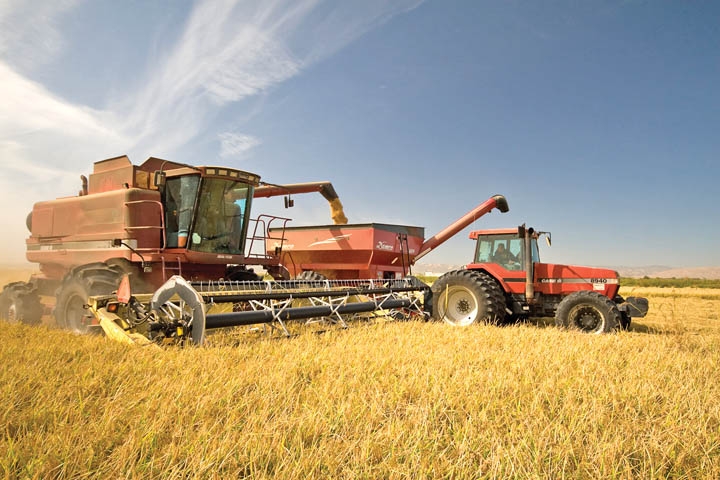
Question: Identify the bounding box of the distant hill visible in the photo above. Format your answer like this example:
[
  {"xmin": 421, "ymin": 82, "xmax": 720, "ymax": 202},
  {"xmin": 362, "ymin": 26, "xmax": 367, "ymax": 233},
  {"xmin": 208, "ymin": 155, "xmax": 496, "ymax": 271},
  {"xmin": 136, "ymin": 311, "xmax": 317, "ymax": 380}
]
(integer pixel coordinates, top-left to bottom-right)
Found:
[{"xmin": 415, "ymin": 263, "xmax": 720, "ymax": 280}]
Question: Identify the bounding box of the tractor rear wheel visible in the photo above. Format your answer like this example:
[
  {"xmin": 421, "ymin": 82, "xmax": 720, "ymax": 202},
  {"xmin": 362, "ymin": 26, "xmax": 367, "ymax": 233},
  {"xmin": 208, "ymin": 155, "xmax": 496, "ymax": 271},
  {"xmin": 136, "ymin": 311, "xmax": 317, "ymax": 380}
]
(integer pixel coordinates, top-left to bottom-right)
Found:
[
  {"xmin": 555, "ymin": 290, "xmax": 620, "ymax": 334},
  {"xmin": 431, "ymin": 270, "xmax": 506, "ymax": 326},
  {"xmin": 0, "ymin": 282, "xmax": 43, "ymax": 325},
  {"xmin": 55, "ymin": 263, "xmax": 124, "ymax": 333}
]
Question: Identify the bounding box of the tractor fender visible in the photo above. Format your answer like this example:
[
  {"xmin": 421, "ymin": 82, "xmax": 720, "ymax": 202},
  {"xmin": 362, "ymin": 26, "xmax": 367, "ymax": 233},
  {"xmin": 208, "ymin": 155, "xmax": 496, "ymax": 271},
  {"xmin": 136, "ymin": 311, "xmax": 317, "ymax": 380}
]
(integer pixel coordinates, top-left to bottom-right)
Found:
[
  {"xmin": 150, "ymin": 275, "xmax": 206, "ymax": 345},
  {"xmin": 466, "ymin": 267, "xmax": 510, "ymax": 293}
]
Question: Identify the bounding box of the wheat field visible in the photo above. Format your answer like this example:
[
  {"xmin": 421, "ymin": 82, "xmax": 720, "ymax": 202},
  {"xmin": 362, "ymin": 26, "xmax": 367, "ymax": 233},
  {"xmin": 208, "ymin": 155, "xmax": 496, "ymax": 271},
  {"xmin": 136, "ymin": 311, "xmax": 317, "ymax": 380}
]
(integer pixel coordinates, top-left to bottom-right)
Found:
[{"xmin": 1, "ymin": 268, "xmax": 719, "ymax": 478}]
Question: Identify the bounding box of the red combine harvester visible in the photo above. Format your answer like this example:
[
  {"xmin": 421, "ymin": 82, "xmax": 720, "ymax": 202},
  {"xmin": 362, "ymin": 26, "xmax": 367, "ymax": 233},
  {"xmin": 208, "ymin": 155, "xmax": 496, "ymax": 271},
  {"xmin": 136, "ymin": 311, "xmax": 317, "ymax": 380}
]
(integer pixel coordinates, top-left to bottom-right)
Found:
[
  {"xmin": 431, "ymin": 226, "xmax": 649, "ymax": 333},
  {"xmin": 0, "ymin": 155, "xmax": 436, "ymax": 343}
]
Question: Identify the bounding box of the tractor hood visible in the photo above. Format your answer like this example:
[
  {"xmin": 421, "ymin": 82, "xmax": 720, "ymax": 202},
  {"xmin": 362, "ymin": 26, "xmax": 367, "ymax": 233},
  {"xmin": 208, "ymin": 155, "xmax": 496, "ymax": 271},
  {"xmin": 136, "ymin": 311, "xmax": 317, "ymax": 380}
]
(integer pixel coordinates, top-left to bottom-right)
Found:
[{"xmin": 534, "ymin": 263, "xmax": 620, "ymax": 299}]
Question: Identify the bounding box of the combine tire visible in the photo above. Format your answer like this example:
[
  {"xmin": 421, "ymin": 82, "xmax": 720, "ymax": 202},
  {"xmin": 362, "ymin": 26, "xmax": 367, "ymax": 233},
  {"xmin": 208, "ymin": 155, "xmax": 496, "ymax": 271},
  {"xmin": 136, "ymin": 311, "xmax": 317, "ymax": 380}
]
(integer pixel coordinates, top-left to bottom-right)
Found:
[
  {"xmin": 55, "ymin": 263, "xmax": 124, "ymax": 333},
  {"xmin": 431, "ymin": 270, "xmax": 506, "ymax": 326},
  {"xmin": 0, "ymin": 282, "xmax": 43, "ymax": 325},
  {"xmin": 555, "ymin": 290, "xmax": 620, "ymax": 334}
]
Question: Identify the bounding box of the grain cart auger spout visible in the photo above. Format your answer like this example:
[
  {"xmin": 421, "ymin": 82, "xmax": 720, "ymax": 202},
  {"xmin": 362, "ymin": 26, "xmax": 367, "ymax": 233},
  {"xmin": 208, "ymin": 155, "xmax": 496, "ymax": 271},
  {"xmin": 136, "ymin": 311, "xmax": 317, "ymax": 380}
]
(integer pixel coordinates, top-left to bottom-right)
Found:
[{"xmin": 88, "ymin": 275, "xmax": 428, "ymax": 346}]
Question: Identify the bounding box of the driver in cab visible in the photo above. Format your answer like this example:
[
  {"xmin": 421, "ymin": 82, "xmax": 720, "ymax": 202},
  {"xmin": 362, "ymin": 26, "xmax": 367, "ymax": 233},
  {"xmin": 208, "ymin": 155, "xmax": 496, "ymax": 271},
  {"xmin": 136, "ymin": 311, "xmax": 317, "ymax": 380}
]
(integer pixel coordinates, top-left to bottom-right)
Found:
[{"xmin": 491, "ymin": 243, "xmax": 517, "ymax": 266}]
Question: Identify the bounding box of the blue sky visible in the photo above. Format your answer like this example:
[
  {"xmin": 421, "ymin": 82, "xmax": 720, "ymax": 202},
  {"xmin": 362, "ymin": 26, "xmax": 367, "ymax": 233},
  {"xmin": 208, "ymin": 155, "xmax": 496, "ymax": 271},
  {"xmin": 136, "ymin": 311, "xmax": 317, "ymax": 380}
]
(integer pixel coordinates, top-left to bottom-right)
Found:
[{"xmin": 1, "ymin": 0, "xmax": 718, "ymax": 268}]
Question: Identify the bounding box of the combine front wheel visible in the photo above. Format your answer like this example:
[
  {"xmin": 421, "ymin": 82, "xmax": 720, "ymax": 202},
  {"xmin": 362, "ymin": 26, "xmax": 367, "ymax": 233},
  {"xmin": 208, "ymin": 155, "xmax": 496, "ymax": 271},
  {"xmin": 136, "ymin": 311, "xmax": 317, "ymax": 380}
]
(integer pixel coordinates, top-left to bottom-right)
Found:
[
  {"xmin": 555, "ymin": 291, "xmax": 620, "ymax": 334},
  {"xmin": 431, "ymin": 270, "xmax": 506, "ymax": 326},
  {"xmin": 55, "ymin": 264, "xmax": 123, "ymax": 333}
]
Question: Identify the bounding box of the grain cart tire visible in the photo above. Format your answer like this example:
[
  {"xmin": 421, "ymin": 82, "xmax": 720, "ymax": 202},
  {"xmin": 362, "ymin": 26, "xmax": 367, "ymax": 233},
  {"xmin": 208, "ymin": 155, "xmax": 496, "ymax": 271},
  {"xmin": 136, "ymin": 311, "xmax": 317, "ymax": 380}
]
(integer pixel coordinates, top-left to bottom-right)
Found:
[
  {"xmin": 226, "ymin": 265, "xmax": 262, "ymax": 282},
  {"xmin": 555, "ymin": 290, "xmax": 620, "ymax": 334},
  {"xmin": 0, "ymin": 282, "xmax": 43, "ymax": 325},
  {"xmin": 296, "ymin": 270, "xmax": 328, "ymax": 282},
  {"xmin": 432, "ymin": 270, "xmax": 506, "ymax": 326},
  {"xmin": 56, "ymin": 263, "xmax": 124, "ymax": 333}
]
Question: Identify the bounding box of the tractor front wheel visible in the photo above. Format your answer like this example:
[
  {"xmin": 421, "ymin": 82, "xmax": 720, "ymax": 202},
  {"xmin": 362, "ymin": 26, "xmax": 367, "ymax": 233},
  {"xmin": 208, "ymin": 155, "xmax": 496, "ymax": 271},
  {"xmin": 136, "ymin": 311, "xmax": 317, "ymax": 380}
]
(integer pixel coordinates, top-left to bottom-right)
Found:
[
  {"xmin": 555, "ymin": 290, "xmax": 620, "ymax": 334},
  {"xmin": 431, "ymin": 270, "xmax": 506, "ymax": 326}
]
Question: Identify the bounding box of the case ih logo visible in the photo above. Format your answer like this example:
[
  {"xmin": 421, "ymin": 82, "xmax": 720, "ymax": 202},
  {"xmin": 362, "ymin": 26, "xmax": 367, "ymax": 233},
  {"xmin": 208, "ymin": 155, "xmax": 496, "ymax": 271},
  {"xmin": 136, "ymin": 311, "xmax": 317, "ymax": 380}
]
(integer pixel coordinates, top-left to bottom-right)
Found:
[{"xmin": 376, "ymin": 241, "xmax": 394, "ymax": 251}]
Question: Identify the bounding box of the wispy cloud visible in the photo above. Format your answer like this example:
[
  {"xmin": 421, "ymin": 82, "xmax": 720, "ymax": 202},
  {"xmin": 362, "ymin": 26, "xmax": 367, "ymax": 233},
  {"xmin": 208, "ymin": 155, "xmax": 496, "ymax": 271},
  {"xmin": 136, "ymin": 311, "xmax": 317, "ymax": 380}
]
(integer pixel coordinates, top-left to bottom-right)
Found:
[
  {"xmin": 218, "ymin": 132, "xmax": 261, "ymax": 158},
  {"xmin": 0, "ymin": 0, "xmax": 82, "ymax": 72},
  {"xmin": 0, "ymin": 0, "xmax": 424, "ymax": 260}
]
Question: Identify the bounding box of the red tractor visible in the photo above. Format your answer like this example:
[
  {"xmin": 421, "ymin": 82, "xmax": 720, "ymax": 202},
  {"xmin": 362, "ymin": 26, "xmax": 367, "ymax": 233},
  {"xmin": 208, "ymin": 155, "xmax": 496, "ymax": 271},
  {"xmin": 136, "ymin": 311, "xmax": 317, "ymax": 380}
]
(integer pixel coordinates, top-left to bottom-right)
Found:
[{"xmin": 431, "ymin": 226, "xmax": 649, "ymax": 333}]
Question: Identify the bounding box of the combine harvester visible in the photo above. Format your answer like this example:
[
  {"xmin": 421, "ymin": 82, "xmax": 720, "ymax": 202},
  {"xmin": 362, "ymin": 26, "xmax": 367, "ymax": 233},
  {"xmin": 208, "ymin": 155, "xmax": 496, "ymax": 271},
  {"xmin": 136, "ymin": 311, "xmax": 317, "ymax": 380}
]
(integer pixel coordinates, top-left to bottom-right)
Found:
[{"xmin": 0, "ymin": 155, "xmax": 509, "ymax": 345}]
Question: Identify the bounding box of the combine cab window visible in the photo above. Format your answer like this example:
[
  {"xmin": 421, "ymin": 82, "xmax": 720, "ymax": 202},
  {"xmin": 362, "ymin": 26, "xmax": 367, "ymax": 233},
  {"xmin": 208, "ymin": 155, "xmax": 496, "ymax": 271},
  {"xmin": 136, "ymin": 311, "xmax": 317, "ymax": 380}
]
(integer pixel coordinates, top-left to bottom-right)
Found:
[
  {"xmin": 190, "ymin": 178, "xmax": 253, "ymax": 255},
  {"xmin": 164, "ymin": 175, "xmax": 201, "ymax": 248},
  {"xmin": 474, "ymin": 234, "xmax": 524, "ymax": 270}
]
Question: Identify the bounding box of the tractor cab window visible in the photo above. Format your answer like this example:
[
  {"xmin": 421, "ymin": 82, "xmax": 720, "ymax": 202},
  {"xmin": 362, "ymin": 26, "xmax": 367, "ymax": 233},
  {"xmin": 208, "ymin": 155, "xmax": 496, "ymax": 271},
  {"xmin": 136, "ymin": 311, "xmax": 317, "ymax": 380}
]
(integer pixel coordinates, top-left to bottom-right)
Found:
[
  {"xmin": 189, "ymin": 178, "xmax": 253, "ymax": 255},
  {"xmin": 475, "ymin": 234, "xmax": 524, "ymax": 270}
]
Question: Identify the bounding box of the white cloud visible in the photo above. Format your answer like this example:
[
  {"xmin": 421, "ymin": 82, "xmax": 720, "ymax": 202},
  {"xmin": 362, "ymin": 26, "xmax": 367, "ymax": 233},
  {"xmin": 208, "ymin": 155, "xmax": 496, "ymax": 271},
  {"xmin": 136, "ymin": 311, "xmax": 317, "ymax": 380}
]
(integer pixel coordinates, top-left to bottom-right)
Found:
[
  {"xmin": 0, "ymin": 0, "xmax": 425, "ymax": 260},
  {"xmin": 219, "ymin": 132, "xmax": 261, "ymax": 158},
  {"xmin": 0, "ymin": 0, "xmax": 82, "ymax": 72}
]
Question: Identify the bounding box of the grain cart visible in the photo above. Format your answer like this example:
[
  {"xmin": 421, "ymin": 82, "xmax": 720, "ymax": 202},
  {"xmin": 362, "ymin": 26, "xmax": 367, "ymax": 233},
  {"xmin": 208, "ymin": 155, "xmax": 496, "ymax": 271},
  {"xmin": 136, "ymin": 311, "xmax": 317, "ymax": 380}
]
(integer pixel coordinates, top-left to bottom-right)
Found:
[
  {"xmin": 0, "ymin": 155, "xmax": 425, "ymax": 340},
  {"xmin": 266, "ymin": 195, "xmax": 510, "ymax": 280},
  {"xmin": 432, "ymin": 226, "xmax": 649, "ymax": 333}
]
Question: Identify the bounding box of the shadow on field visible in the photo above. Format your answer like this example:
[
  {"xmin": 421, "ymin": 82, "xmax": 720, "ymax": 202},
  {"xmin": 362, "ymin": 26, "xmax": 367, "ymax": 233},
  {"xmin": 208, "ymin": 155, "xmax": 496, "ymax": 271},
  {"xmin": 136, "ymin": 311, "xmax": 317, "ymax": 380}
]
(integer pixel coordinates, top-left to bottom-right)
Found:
[{"xmin": 510, "ymin": 317, "xmax": 666, "ymax": 335}]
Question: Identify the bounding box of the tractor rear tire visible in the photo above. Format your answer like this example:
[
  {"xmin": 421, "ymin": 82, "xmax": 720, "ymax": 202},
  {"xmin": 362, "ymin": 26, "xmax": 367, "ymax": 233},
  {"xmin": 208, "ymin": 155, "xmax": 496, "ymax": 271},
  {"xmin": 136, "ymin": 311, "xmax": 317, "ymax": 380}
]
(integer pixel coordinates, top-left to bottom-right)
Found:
[
  {"xmin": 0, "ymin": 282, "xmax": 43, "ymax": 325},
  {"xmin": 431, "ymin": 270, "xmax": 506, "ymax": 326},
  {"xmin": 55, "ymin": 263, "xmax": 124, "ymax": 333},
  {"xmin": 555, "ymin": 290, "xmax": 620, "ymax": 334}
]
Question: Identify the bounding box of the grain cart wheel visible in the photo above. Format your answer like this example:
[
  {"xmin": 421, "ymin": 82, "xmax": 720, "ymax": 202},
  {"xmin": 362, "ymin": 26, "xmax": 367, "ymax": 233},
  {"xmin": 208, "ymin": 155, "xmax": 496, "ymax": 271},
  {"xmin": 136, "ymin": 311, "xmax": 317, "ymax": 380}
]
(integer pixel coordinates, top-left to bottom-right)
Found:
[
  {"xmin": 555, "ymin": 290, "xmax": 620, "ymax": 334},
  {"xmin": 296, "ymin": 270, "xmax": 328, "ymax": 283},
  {"xmin": 431, "ymin": 270, "xmax": 506, "ymax": 326},
  {"xmin": 0, "ymin": 282, "xmax": 43, "ymax": 325},
  {"xmin": 56, "ymin": 263, "xmax": 123, "ymax": 333}
]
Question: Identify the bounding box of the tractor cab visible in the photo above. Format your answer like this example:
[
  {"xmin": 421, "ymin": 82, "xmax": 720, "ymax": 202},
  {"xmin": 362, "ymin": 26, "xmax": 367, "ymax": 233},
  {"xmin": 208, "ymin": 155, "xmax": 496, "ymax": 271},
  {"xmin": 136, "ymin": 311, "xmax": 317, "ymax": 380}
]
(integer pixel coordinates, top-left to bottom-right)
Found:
[{"xmin": 471, "ymin": 227, "xmax": 541, "ymax": 271}]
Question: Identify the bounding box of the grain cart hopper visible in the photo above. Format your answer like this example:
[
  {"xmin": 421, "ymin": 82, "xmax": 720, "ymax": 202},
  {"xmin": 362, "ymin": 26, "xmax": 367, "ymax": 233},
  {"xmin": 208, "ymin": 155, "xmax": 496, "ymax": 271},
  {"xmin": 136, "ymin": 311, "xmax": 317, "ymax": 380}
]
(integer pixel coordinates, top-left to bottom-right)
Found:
[
  {"xmin": 431, "ymin": 225, "xmax": 649, "ymax": 333},
  {"xmin": 266, "ymin": 195, "xmax": 510, "ymax": 280},
  {"xmin": 0, "ymin": 155, "xmax": 426, "ymax": 338}
]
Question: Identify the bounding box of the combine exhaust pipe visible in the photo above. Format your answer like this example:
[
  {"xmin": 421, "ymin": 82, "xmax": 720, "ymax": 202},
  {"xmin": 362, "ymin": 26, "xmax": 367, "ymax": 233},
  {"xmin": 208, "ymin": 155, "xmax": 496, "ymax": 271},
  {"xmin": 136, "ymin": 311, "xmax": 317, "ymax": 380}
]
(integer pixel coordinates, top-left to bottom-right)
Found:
[{"xmin": 414, "ymin": 194, "xmax": 509, "ymax": 263}]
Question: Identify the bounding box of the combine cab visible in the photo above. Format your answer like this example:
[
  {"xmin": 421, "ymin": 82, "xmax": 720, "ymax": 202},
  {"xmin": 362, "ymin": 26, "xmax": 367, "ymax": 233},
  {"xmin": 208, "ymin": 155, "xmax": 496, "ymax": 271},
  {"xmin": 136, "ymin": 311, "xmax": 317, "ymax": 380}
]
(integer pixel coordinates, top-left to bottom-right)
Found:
[{"xmin": 432, "ymin": 226, "xmax": 649, "ymax": 333}]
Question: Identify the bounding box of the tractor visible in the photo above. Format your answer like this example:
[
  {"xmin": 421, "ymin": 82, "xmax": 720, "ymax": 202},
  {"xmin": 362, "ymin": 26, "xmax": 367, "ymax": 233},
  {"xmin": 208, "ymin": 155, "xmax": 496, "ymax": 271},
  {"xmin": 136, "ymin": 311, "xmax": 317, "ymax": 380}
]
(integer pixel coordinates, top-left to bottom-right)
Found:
[{"xmin": 431, "ymin": 226, "xmax": 649, "ymax": 333}]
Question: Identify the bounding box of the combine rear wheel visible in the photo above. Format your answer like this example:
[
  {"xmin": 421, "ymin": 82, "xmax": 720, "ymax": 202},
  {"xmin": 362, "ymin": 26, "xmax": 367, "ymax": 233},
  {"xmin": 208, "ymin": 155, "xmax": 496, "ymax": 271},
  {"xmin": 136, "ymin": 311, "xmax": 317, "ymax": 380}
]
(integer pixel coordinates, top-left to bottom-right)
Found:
[
  {"xmin": 431, "ymin": 270, "xmax": 506, "ymax": 326},
  {"xmin": 55, "ymin": 263, "xmax": 124, "ymax": 333},
  {"xmin": 555, "ymin": 290, "xmax": 620, "ymax": 334},
  {"xmin": 0, "ymin": 282, "xmax": 43, "ymax": 325}
]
